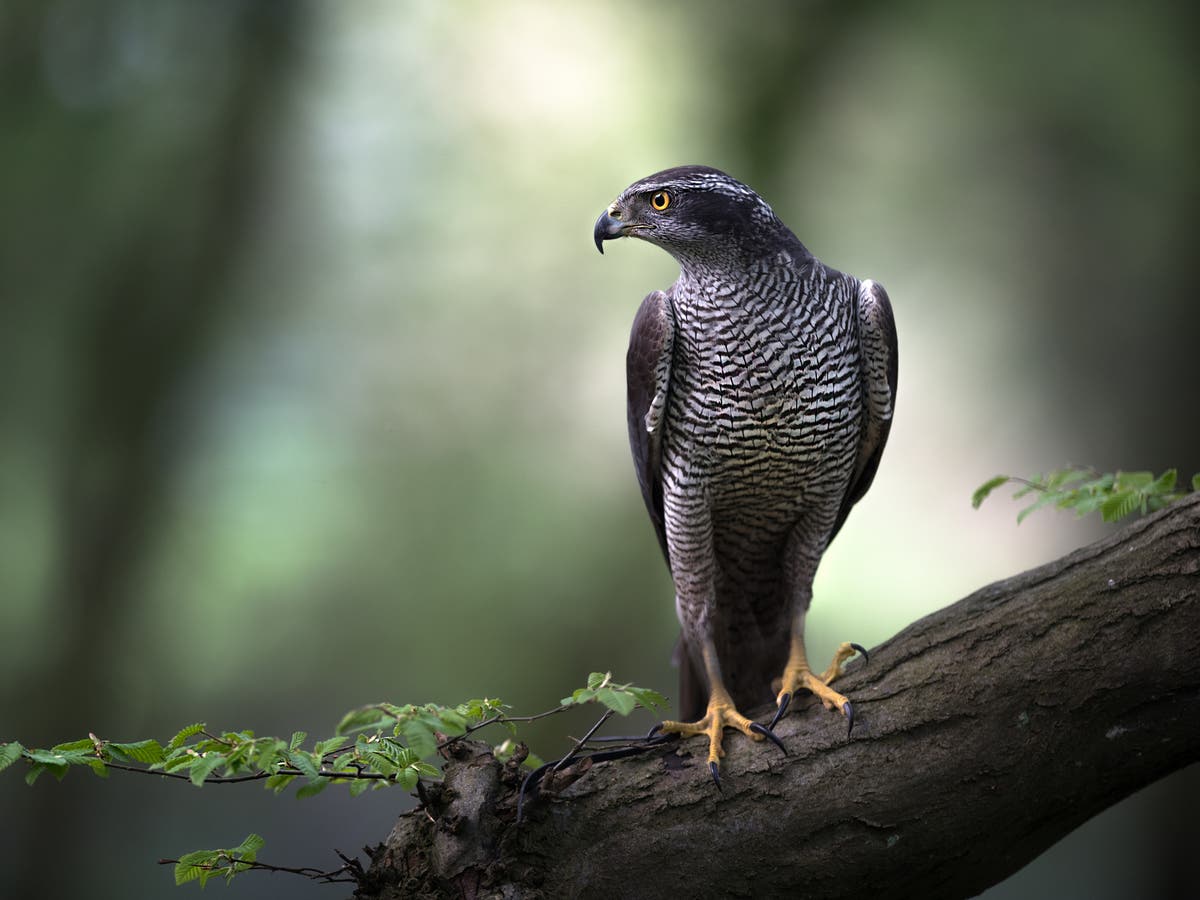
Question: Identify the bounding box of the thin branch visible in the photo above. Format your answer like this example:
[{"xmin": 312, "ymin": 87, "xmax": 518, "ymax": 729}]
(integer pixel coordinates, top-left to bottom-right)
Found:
[{"xmin": 157, "ymin": 856, "xmax": 358, "ymax": 884}]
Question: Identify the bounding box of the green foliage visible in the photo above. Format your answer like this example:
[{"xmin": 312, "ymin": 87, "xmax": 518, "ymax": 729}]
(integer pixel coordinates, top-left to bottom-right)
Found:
[
  {"xmin": 973, "ymin": 465, "xmax": 1197, "ymax": 524},
  {"xmin": 3, "ymin": 675, "xmax": 662, "ymax": 800},
  {"xmin": 1, "ymin": 672, "xmax": 667, "ymax": 888},
  {"xmin": 561, "ymin": 671, "xmax": 669, "ymax": 716},
  {"xmin": 174, "ymin": 833, "xmax": 265, "ymax": 887}
]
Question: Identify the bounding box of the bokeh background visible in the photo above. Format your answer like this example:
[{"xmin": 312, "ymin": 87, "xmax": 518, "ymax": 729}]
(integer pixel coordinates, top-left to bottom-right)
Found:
[{"xmin": 2, "ymin": 1, "xmax": 1197, "ymax": 897}]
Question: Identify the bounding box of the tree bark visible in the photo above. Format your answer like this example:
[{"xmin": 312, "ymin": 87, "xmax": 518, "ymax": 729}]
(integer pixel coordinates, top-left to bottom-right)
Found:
[{"xmin": 358, "ymin": 495, "xmax": 1200, "ymax": 899}]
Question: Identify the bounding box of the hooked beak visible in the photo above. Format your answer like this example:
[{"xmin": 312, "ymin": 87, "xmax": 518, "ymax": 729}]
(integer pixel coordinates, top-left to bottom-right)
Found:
[{"xmin": 594, "ymin": 203, "xmax": 649, "ymax": 254}]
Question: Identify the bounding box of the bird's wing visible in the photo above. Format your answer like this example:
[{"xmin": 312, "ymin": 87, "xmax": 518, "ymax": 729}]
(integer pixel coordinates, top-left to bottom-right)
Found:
[
  {"xmin": 830, "ymin": 278, "xmax": 898, "ymax": 541},
  {"xmin": 626, "ymin": 288, "xmax": 675, "ymax": 564}
]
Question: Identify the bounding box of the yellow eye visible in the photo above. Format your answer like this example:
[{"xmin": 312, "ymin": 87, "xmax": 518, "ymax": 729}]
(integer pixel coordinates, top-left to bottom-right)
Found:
[{"xmin": 651, "ymin": 190, "xmax": 670, "ymax": 211}]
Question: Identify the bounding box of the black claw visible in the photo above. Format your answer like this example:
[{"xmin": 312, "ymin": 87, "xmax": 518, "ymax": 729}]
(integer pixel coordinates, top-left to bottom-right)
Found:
[
  {"xmin": 843, "ymin": 701, "xmax": 855, "ymax": 737},
  {"xmin": 709, "ymin": 761, "xmax": 722, "ymax": 791},
  {"xmin": 750, "ymin": 722, "xmax": 788, "ymax": 756},
  {"xmin": 647, "ymin": 723, "xmax": 663, "ymax": 738},
  {"xmin": 769, "ymin": 693, "xmax": 792, "ymax": 731},
  {"xmin": 850, "ymin": 642, "xmax": 870, "ymax": 666}
]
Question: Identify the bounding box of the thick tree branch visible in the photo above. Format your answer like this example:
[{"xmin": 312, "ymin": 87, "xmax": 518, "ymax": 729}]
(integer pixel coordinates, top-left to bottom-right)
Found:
[{"xmin": 360, "ymin": 495, "xmax": 1200, "ymax": 899}]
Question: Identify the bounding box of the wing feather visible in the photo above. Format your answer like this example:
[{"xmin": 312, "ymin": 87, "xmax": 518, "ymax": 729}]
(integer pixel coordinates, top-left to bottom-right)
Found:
[
  {"xmin": 626, "ymin": 289, "xmax": 675, "ymax": 563},
  {"xmin": 830, "ymin": 279, "xmax": 898, "ymax": 541}
]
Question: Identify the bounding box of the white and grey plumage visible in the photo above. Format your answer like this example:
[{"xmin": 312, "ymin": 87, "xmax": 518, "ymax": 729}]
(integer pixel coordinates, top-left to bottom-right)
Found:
[{"xmin": 595, "ymin": 165, "xmax": 897, "ymax": 780}]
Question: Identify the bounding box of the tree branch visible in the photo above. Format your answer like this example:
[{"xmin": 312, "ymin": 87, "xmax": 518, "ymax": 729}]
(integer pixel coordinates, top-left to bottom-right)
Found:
[{"xmin": 359, "ymin": 495, "xmax": 1200, "ymax": 899}]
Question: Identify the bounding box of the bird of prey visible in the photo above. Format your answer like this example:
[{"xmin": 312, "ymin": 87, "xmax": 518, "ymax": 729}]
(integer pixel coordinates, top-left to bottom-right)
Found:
[{"xmin": 594, "ymin": 166, "xmax": 897, "ymax": 784}]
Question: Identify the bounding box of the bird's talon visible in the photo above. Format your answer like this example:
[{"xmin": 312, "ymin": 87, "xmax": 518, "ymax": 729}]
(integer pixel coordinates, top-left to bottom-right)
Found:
[
  {"xmin": 647, "ymin": 723, "xmax": 663, "ymax": 738},
  {"xmin": 749, "ymin": 722, "xmax": 788, "ymax": 755},
  {"xmin": 843, "ymin": 701, "xmax": 855, "ymax": 737},
  {"xmin": 769, "ymin": 692, "xmax": 792, "ymax": 731},
  {"xmin": 850, "ymin": 642, "xmax": 870, "ymax": 665},
  {"xmin": 709, "ymin": 761, "xmax": 722, "ymax": 791}
]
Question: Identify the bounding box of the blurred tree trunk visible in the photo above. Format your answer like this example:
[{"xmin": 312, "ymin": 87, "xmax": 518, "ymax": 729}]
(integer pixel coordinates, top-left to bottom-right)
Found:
[
  {"xmin": 0, "ymin": 2, "xmax": 304, "ymax": 895},
  {"xmin": 359, "ymin": 495, "xmax": 1200, "ymax": 899}
]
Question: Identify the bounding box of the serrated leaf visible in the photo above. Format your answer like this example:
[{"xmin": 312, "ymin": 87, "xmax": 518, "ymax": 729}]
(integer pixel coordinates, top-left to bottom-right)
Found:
[
  {"xmin": 629, "ymin": 687, "xmax": 669, "ymax": 713},
  {"xmin": 289, "ymin": 731, "xmax": 307, "ymax": 751},
  {"xmin": 336, "ymin": 707, "xmax": 392, "ymax": 736},
  {"xmin": 167, "ymin": 723, "xmax": 206, "ymax": 751},
  {"xmin": 1148, "ymin": 469, "xmax": 1177, "ymax": 494},
  {"xmin": 401, "ymin": 721, "xmax": 437, "ymax": 760},
  {"xmin": 174, "ymin": 850, "xmax": 219, "ymax": 886},
  {"xmin": 1046, "ymin": 469, "xmax": 1089, "ymax": 490},
  {"xmin": 264, "ymin": 773, "xmax": 296, "ymax": 794},
  {"xmin": 234, "ymin": 833, "xmax": 265, "ymax": 856},
  {"xmin": 0, "ymin": 742, "xmax": 24, "ymax": 773},
  {"xmin": 397, "ymin": 766, "xmax": 419, "ymax": 791},
  {"xmin": 162, "ymin": 753, "xmax": 196, "ymax": 772},
  {"xmin": 108, "ymin": 739, "xmax": 164, "ymax": 765},
  {"xmin": 314, "ymin": 736, "xmax": 349, "ymax": 758},
  {"xmin": 51, "ymin": 738, "xmax": 95, "ymax": 754},
  {"xmin": 971, "ymin": 476, "xmax": 1011, "ymax": 509},
  {"xmin": 1016, "ymin": 492, "xmax": 1059, "ymax": 524},
  {"xmin": 1115, "ymin": 470, "xmax": 1154, "ymax": 490},
  {"xmin": 287, "ymin": 750, "xmax": 322, "ymax": 782},
  {"xmin": 189, "ymin": 753, "xmax": 225, "ymax": 786},
  {"xmin": 27, "ymin": 750, "xmax": 69, "ymax": 767},
  {"xmin": 435, "ymin": 708, "xmax": 469, "ymax": 735},
  {"xmin": 295, "ymin": 777, "xmax": 330, "ymax": 799},
  {"xmin": 596, "ymin": 687, "xmax": 637, "ymax": 716},
  {"xmin": 349, "ymin": 777, "xmax": 373, "ymax": 797},
  {"xmin": 1101, "ymin": 490, "xmax": 1141, "ymax": 522},
  {"xmin": 255, "ymin": 739, "xmax": 288, "ymax": 772}
]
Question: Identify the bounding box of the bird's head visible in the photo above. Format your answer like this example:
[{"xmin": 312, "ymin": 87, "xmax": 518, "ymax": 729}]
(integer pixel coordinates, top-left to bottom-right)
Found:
[{"xmin": 593, "ymin": 165, "xmax": 800, "ymax": 266}]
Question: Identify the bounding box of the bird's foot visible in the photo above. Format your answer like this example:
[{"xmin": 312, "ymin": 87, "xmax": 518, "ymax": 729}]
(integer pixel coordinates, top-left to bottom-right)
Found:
[
  {"xmin": 658, "ymin": 699, "xmax": 785, "ymax": 789},
  {"xmin": 819, "ymin": 641, "xmax": 869, "ymax": 684},
  {"xmin": 770, "ymin": 642, "xmax": 867, "ymax": 735}
]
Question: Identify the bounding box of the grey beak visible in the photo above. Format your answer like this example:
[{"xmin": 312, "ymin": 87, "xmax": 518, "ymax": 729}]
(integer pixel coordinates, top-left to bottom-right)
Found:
[{"xmin": 593, "ymin": 210, "xmax": 625, "ymax": 254}]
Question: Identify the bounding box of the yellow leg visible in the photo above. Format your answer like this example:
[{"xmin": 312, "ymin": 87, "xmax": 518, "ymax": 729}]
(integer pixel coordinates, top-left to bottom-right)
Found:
[
  {"xmin": 658, "ymin": 640, "xmax": 785, "ymax": 786},
  {"xmin": 772, "ymin": 637, "xmax": 867, "ymax": 734}
]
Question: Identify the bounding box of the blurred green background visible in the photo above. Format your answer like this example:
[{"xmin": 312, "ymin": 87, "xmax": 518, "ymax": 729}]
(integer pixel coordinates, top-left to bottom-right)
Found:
[{"xmin": 2, "ymin": 1, "xmax": 1197, "ymax": 897}]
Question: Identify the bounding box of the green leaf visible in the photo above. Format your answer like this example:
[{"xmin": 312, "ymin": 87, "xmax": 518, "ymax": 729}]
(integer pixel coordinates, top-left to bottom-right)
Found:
[
  {"xmin": 287, "ymin": 750, "xmax": 322, "ymax": 782},
  {"xmin": 349, "ymin": 777, "xmax": 373, "ymax": 797},
  {"xmin": 1101, "ymin": 490, "xmax": 1141, "ymax": 523},
  {"xmin": 167, "ymin": 723, "xmax": 206, "ymax": 751},
  {"xmin": 25, "ymin": 763, "xmax": 49, "ymax": 786},
  {"xmin": 629, "ymin": 687, "xmax": 669, "ymax": 713},
  {"xmin": 295, "ymin": 776, "xmax": 331, "ymax": 799},
  {"xmin": 401, "ymin": 721, "xmax": 437, "ymax": 760},
  {"xmin": 397, "ymin": 766, "xmax": 419, "ymax": 791},
  {"xmin": 1114, "ymin": 470, "xmax": 1154, "ymax": 491},
  {"xmin": 174, "ymin": 849, "xmax": 220, "ymax": 886},
  {"xmin": 595, "ymin": 687, "xmax": 637, "ymax": 716},
  {"xmin": 289, "ymin": 731, "xmax": 307, "ymax": 751},
  {"xmin": 1192, "ymin": 473, "xmax": 1200, "ymax": 493},
  {"xmin": 108, "ymin": 739, "xmax": 164, "ymax": 765},
  {"xmin": 314, "ymin": 736, "xmax": 349, "ymax": 758},
  {"xmin": 0, "ymin": 742, "xmax": 24, "ymax": 773},
  {"xmin": 1148, "ymin": 468, "xmax": 1177, "ymax": 494},
  {"xmin": 233, "ymin": 833, "xmax": 265, "ymax": 856},
  {"xmin": 51, "ymin": 738, "xmax": 95, "ymax": 754},
  {"xmin": 27, "ymin": 749, "xmax": 69, "ymax": 767},
  {"xmin": 336, "ymin": 707, "xmax": 393, "ymax": 736},
  {"xmin": 189, "ymin": 753, "xmax": 226, "ymax": 786},
  {"xmin": 587, "ymin": 672, "xmax": 609, "ymax": 690},
  {"xmin": 1016, "ymin": 492, "xmax": 1059, "ymax": 524},
  {"xmin": 971, "ymin": 475, "xmax": 1011, "ymax": 509},
  {"xmin": 264, "ymin": 773, "xmax": 296, "ymax": 794}
]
